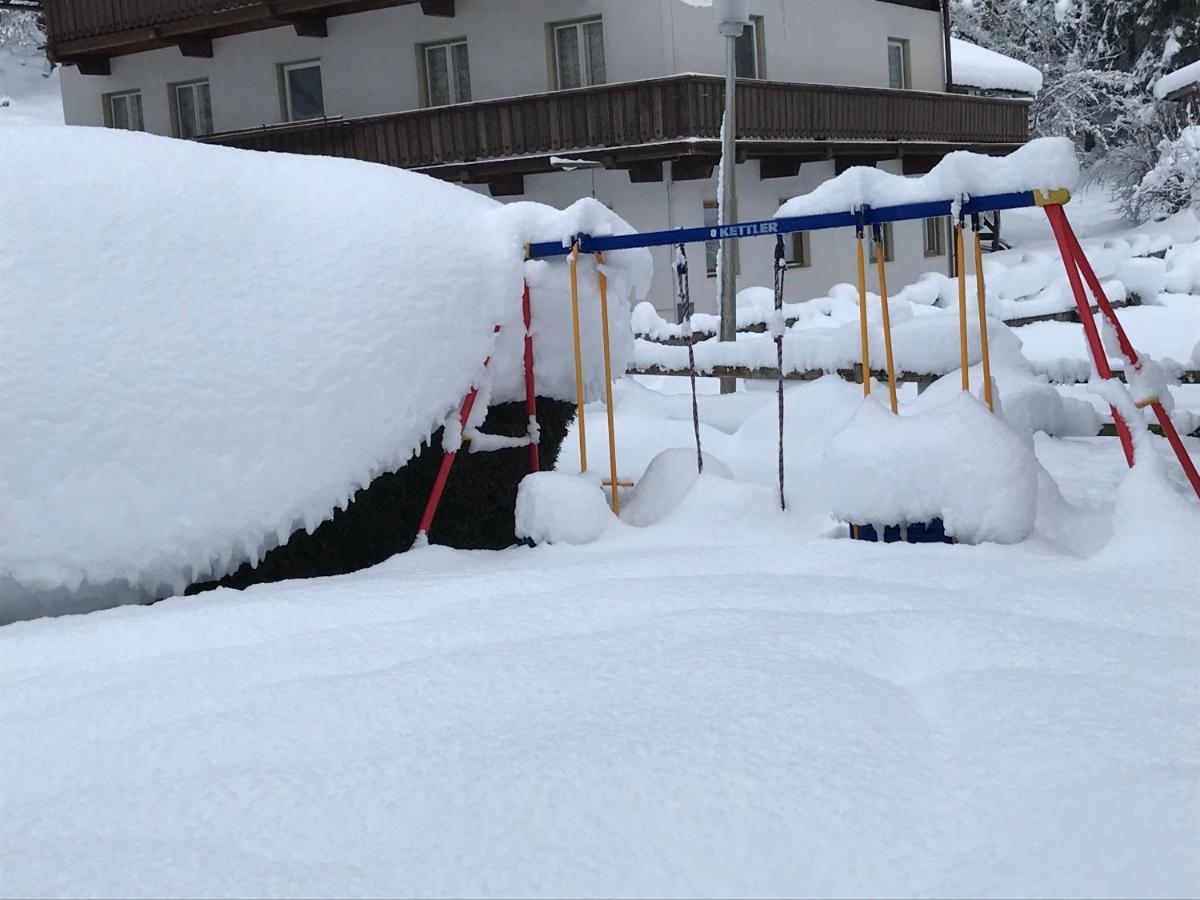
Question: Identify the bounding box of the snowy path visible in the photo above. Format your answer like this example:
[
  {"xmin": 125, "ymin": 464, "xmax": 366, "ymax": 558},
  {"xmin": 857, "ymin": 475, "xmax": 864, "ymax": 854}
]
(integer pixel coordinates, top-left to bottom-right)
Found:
[{"xmin": 2, "ymin": 455, "xmax": 1197, "ymax": 898}]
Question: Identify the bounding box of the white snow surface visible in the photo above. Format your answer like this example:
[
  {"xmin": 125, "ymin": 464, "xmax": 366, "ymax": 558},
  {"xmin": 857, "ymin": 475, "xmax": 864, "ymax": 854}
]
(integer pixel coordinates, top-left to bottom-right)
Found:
[
  {"xmin": 776, "ymin": 138, "xmax": 1079, "ymax": 218},
  {"xmin": 950, "ymin": 38, "xmax": 1044, "ymax": 95},
  {"xmin": 824, "ymin": 393, "xmax": 1039, "ymax": 544},
  {"xmin": 1154, "ymin": 58, "xmax": 1200, "ymax": 99},
  {"xmin": 619, "ymin": 447, "xmax": 733, "ymax": 527},
  {"xmin": 0, "ymin": 127, "xmax": 649, "ymax": 610},
  {"xmin": 514, "ymin": 471, "xmax": 614, "ymax": 545}
]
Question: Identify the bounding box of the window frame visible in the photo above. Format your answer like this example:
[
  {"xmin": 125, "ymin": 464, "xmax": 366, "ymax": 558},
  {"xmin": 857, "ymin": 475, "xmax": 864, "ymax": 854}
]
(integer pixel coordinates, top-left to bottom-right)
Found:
[
  {"xmin": 419, "ymin": 37, "xmax": 471, "ymax": 107},
  {"xmin": 103, "ymin": 89, "xmax": 144, "ymax": 131},
  {"xmin": 279, "ymin": 59, "xmax": 325, "ymax": 122},
  {"xmin": 548, "ymin": 16, "xmax": 606, "ymax": 90},
  {"xmin": 887, "ymin": 37, "xmax": 911, "ymax": 90},
  {"xmin": 923, "ymin": 216, "xmax": 947, "ymax": 258},
  {"xmin": 170, "ymin": 78, "xmax": 213, "ymax": 139},
  {"xmin": 735, "ymin": 15, "xmax": 767, "ymax": 80},
  {"xmin": 779, "ymin": 197, "xmax": 810, "ymax": 267},
  {"xmin": 868, "ymin": 222, "xmax": 895, "ymax": 264}
]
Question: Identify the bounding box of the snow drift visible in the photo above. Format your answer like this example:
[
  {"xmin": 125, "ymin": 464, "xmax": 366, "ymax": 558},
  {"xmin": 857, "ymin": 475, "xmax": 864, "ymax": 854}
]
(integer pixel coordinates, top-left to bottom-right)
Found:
[{"xmin": 0, "ymin": 127, "xmax": 650, "ymax": 611}]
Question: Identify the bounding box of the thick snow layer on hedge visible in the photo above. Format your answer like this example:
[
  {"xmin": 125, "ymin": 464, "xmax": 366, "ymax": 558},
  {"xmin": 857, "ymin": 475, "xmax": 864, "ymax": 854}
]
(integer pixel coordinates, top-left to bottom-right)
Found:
[
  {"xmin": 776, "ymin": 139, "xmax": 1079, "ymax": 218},
  {"xmin": 823, "ymin": 394, "xmax": 1039, "ymax": 544},
  {"xmin": 0, "ymin": 127, "xmax": 649, "ymax": 605},
  {"xmin": 951, "ymin": 38, "xmax": 1043, "ymax": 95}
]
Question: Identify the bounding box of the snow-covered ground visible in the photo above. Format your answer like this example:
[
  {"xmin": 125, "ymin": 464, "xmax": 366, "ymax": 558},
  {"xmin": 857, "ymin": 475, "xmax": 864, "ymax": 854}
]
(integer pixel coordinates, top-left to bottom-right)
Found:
[{"xmin": 2, "ymin": 131, "xmax": 1198, "ymax": 896}]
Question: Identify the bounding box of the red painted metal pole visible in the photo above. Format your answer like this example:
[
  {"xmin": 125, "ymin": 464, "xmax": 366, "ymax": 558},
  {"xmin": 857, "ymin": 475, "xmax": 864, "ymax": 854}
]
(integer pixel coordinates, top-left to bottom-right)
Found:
[
  {"xmin": 522, "ymin": 281, "xmax": 540, "ymax": 474},
  {"xmin": 415, "ymin": 325, "xmax": 502, "ymax": 542},
  {"xmin": 1043, "ymin": 204, "xmax": 1135, "ymax": 467},
  {"xmin": 1057, "ymin": 215, "xmax": 1200, "ymax": 498}
]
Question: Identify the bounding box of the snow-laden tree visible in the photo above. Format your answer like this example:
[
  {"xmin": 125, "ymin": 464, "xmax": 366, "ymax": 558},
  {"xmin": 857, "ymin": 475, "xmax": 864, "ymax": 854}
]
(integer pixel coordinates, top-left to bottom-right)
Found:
[
  {"xmin": 1123, "ymin": 124, "xmax": 1200, "ymax": 220},
  {"xmin": 0, "ymin": 8, "xmax": 45, "ymax": 60}
]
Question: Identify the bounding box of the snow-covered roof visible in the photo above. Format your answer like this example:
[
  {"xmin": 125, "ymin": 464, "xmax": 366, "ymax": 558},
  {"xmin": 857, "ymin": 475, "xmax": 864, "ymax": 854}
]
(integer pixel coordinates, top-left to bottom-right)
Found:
[
  {"xmin": 1155, "ymin": 59, "xmax": 1200, "ymax": 100},
  {"xmin": 951, "ymin": 38, "xmax": 1043, "ymax": 95}
]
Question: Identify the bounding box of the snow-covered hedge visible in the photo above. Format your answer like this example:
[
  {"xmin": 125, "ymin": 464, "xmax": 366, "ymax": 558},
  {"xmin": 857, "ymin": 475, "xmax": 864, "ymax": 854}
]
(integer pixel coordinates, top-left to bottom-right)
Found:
[
  {"xmin": 0, "ymin": 127, "xmax": 650, "ymax": 615},
  {"xmin": 1127, "ymin": 125, "xmax": 1200, "ymax": 221}
]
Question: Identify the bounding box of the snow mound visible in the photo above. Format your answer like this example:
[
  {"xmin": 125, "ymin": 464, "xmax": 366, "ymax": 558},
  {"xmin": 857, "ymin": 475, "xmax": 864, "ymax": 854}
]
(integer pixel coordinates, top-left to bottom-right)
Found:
[
  {"xmin": 514, "ymin": 472, "xmax": 613, "ymax": 545},
  {"xmin": 823, "ymin": 394, "xmax": 1039, "ymax": 544},
  {"xmin": 621, "ymin": 448, "xmax": 733, "ymax": 527},
  {"xmin": 776, "ymin": 138, "xmax": 1079, "ymax": 218},
  {"xmin": 1154, "ymin": 59, "xmax": 1200, "ymax": 99},
  {"xmin": 951, "ymin": 37, "xmax": 1043, "ymax": 95},
  {"xmin": 0, "ymin": 127, "xmax": 649, "ymax": 606}
]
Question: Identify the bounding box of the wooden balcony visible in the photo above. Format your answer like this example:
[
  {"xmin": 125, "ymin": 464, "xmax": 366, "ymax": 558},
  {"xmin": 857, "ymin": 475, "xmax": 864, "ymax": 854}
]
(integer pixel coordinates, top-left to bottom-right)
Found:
[
  {"xmin": 43, "ymin": 0, "xmax": 450, "ymax": 70},
  {"xmin": 202, "ymin": 75, "xmax": 1030, "ymax": 192}
]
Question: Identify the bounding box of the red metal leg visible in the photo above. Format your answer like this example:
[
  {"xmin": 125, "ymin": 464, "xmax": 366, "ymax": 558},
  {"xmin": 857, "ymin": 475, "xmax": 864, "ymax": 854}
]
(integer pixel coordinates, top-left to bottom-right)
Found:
[
  {"xmin": 1053, "ymin": 207, "xmax": 1200, "ymax": 499},
  {"xmin": 1043, "ymin": 204, "xmax": 1135, "ymax": 467},
  {"xmin": 415, "ymin": 325, "xmax": 502, "ymax": 543},
  {"xmin": 522, "ymin": 281, "xmax": 540, "ymax": 474}
]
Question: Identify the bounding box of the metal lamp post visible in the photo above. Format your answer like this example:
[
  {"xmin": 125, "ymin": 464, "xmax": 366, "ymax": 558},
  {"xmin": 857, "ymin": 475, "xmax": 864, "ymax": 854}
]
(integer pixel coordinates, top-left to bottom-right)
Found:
[{"xmin": 715, "ymin": 0, "xmax": 749, "ymax": 394}]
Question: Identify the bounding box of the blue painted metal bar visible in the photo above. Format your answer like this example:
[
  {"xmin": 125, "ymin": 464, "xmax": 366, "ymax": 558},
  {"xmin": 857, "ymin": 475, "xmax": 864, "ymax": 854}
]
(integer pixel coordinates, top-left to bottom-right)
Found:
[{"xmin": 526, "ymin": 190, "xmax": 1045, "ymax": 258}]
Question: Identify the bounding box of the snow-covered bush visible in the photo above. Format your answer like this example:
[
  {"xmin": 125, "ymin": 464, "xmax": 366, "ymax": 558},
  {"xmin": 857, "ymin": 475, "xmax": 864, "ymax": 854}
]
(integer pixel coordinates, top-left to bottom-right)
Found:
[{"xmin": 1126, "ymin": 125, "xmax": 1200, "ymax": 221}]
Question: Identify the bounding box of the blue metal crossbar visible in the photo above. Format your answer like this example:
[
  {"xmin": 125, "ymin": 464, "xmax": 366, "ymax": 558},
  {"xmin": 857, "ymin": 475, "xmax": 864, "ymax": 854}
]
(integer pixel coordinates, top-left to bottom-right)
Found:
[{"xmin": 527, "ymin": 190, "xmax": 1041, "ymax": 258}]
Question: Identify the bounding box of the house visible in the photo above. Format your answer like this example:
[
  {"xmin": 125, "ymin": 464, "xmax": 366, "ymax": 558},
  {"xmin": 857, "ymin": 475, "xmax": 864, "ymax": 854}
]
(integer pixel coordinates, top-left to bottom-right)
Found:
[
  {"xmin": 948, "ymin": 37, "xmax": 1042, "ymax": 99},
  {"xmin": 1155, "ymin": 59, "xmax": 1200, "ymax": 112},
  {"xmin": 44, "ymin": 0, "xmax": 1030, "ymax": 318}
]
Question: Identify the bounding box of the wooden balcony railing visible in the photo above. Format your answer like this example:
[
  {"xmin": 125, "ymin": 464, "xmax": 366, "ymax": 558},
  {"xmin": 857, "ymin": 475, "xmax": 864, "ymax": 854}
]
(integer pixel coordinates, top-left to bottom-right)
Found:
[{"xmin": 203, "ymin": 75, "xmax": 1029, "ymax": 181}]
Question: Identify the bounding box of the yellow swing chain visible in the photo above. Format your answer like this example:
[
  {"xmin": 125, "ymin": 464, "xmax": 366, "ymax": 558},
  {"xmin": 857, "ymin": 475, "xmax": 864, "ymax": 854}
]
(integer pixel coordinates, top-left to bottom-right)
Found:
[
  {"xmin": 972, "ymin": 215, "xmax": 995, "ymax": 412},
  {"xmin": 568, "ymin": 243, "xmax": 588, "ymax": 472},
  {"xmin": 855, "ymin": 226, "xmax": 872, "ymax": 397},
  {"xmin": 873, "ymin": 225, "xmax": 899, "ymax": 414},
  {"xmin": 595, "ymin": 252, "xmax": 621, "ymax": 515},
  {"xmin": 955, "ymin": 219, "xmax": 971, "ymax": 394}
]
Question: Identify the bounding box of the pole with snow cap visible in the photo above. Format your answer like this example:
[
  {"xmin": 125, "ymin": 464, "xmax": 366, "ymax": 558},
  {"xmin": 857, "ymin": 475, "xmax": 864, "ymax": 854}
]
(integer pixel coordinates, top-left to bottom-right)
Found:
[{"xmin": 715, "ymin": 0, "xmax": 750, "ymax": 397}]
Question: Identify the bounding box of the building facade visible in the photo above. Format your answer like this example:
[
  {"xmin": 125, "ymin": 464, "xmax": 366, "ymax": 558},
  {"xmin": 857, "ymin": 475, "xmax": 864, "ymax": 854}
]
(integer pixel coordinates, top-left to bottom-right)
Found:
[{"xmin": 45, "ymin": 0, "xmax": 1029, "ymax": 316}]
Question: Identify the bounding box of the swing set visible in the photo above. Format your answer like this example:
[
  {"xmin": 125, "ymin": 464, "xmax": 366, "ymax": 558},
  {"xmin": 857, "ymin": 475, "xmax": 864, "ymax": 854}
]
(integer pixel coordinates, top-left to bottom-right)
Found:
[{"xmin": 414, "ymin": 188, "xmax": 1200, "ymax": 546}]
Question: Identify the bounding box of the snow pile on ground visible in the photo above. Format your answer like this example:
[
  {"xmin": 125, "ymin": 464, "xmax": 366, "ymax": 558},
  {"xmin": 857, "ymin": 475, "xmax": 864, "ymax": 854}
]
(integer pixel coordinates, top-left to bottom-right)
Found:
[
  {"xmin": 514, "ymin": 472, "xmax": 614, "ymax": 545},
  {"xmin": 0, "ymin": 127, "xmax": 649, "ymax": 615},
  {"xmin": 776, "ymin": 138, "xmax": 1079, "ymax": 218},
  {"xmin": 1154, "ymin": 58, "xmax": 1200, "ymax": 99},
  {"xmin": 619, "ymin": 447, "xmax": 732, "ymax": 527},
  {"xmin": 824, "ymin": 394, "xmax": 1039, "ymax": 543},
  {"xmin": 950, "ymin": 37, "xmax": 1043, "ymax": 95}
]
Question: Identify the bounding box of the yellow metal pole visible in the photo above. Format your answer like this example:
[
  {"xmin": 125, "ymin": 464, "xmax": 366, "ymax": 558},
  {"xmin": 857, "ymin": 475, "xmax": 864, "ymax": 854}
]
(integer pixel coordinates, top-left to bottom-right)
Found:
[
  {"xmin": 956, "ymin": 222, "xmax": 970, "ymax": 393},
  {"xmin": 568, "ymin": 243, "xmax": 588, "ymax": 473},
  {"xmin": 855, "ymin": 232, "xmax": 871, "ymax": 397},
  {"xmin": 595, "ymin": 252, "xmax": 620, "ymax": 515},
  {"xmin": 873, "ymin": 230, "xmax": 899, "ymax": 414},
  {"xmin": 973, "ymin": 230, "xmax": 995, "ymax": 412}
]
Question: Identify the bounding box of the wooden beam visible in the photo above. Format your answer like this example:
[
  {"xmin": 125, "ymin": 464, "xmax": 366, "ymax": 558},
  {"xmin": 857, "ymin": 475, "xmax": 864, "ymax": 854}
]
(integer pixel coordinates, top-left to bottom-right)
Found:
[
  {"xmin": 177, "ymin": 37, "xmax": 213, "ymax": 57},
  {"xmin": 487, "ymin": 175, "xmax": 524, "ymax": 197},
  {"xmin": 419, "ymin": 0, "xmax": 454, "ymax": 15},
  {"xmin": 75, "ymin": 56, "xmax": 112, "ymax": 76},
  {"xmin": 671, "ymin": 157, "xmax": 716, "ymax": 181},
  {"xmin": 625, "ymin": 161, "xmax": 663, "ymax": 183},
  {"xmin": 290, "ymin": 16, "xmax": 328, "ymax": 37}
]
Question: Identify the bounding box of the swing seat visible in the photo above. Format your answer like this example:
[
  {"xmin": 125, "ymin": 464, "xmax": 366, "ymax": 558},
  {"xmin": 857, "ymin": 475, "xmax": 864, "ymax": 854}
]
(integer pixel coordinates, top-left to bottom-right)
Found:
[{"xmin": 851, "ymin": 519, "xmax": 951, "ymax": 544}]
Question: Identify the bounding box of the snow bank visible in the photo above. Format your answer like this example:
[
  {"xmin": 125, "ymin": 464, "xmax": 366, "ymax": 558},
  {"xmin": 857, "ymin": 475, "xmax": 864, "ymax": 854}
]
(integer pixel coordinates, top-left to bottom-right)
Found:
[
  {"xmin": 823, "ymin": 394, "xmax": 1039, "ymax": 543},
  {"xmin": 620, "ymin": 448, "xmax": 732, "ymax": 527},
  {"xmin": 776, "ymin": 139, "xmax": 1079, "ymax": 218},
  {"xmin": 951, "ymin": 38, "xmax": 1043, "ymax": 95},
  {"xmin": 0, "ymin": 127, "xmax": 649, "ymax": 605},
  {"xmin": 514, "ymin": 472, "xmax": 613, "ymax": 545},
  {"xmin": 1154, "ymin": 59, "xmax": 1200, "ymax": 100}
]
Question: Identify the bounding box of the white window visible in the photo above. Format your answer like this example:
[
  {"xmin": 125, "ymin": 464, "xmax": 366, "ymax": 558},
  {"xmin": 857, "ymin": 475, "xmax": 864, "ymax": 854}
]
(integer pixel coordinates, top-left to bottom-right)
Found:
[
  {"xmin": 423, "ymin": 39, "xmax": 471, "ymax": 106},
  {"xmin": 552, "ymin": 18, "xmax": 605, "ymax": 89},
  {"xmin": 281, "ymin": 60, "xmax": 325, "ymax": 121},
  {"xmin": 173, "ymin": 80, "xmax": 213, "ymax": 139},
  {"xmin": 924, "ymin": 216, "xmax": 947, "ymax": 257},
  {"xmin": 887, "ymin": 38, "xmax": 910, "ymax": 89},
  {"xmin": 105, "ymin": 90, "xmax": 143, "ymax": 131},
  {"xmin": 735, "ymin": 15, "xmax": 765, "ymax": 79}
]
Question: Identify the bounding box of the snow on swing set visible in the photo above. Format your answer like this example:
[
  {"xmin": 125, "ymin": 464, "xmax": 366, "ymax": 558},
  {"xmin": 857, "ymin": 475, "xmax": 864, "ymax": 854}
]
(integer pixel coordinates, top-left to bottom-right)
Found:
[{"xmin": 414, "ymin": 189, "xmax": 1200, "ymax": 547}]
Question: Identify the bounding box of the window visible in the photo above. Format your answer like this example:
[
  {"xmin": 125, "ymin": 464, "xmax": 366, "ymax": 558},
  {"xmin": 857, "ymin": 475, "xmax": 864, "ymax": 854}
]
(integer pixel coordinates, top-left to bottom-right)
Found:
[
  {"xmin": 172, "ymin": 80, "xmax": 213, "ymax": 139},
  {"xmin": 422, "ymin": 39, "xmax": 471, "ymax": 106},
  {"xmin": 869, "ymin": 223, "xmax": 894, "ymax": 263},
  {"xmin": 923, "ymin": 217, "xmax": 946, "ymax": 257},
  {"xmin": 887, "ymin": 38, "xmax": 910, "ymax": 89},
  {"xmin": 552, "ymin": 17, "xmax": 605, "ymax": 89},
  {"xmin": 281, "ymin": 60, "xmax": 325, "ymax": 121},
  {"xmin": 735, "ymin": 15, "xmax": 766, "ymax": 79},
  {"xmin": 779, "ymin": 197, "xmax": 810, "ymax": 267},
  {"xmin": 105, "ymin": 90, "xmax": 143, "ymax": 131}
]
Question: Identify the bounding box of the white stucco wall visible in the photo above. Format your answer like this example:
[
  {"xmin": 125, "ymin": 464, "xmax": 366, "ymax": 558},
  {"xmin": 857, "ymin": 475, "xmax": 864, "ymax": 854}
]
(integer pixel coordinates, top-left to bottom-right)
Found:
[{"xmin": 58, "ymin": 0, "xmax": 951, "ymax": 315}]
